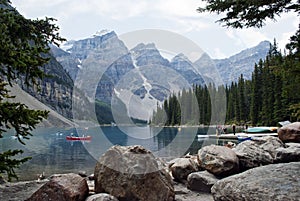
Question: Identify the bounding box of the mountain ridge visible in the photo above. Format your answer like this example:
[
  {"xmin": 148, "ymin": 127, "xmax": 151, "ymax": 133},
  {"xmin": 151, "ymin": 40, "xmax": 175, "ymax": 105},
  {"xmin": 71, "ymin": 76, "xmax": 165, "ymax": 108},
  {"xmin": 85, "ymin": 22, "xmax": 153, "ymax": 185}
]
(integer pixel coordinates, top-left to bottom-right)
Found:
[
  {"xmin": 213, "ymin": 40, "xmax": 271, "ymax": 84},
  {"xmin": 11, "ymin": 30, "xmax": 270, "ymax": 124},
  {"xmin": 51, "ymin": 30, "xmax": 270, "ymax": 120}
]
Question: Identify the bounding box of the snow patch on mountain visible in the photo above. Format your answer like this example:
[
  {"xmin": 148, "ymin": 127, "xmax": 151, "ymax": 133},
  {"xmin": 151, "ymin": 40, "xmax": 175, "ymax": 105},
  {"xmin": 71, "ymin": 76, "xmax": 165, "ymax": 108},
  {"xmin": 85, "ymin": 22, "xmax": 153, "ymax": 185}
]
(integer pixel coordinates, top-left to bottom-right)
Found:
[
  {"xmin": 93, "ymin": 29, "xmax": 113, "ymax": 37},
  {"xmin": 60, "ymin": 42, "xmax": 73, "ymax": 53},
  {"xmin": 114, "ymin": 88, "xmax": 120, "ymax": 97},
  {"xmin": 112, "ymin": 52, "xmax": 158, "ymax": 120}
]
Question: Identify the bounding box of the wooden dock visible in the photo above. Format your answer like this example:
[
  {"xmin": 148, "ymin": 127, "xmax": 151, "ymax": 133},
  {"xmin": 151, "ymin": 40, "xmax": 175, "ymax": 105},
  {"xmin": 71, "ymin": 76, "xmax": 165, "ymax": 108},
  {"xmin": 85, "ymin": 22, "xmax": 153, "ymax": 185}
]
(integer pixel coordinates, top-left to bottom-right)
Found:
[{"xmin": 197, "ymin": 132, "xmax": 278, "ymax": 140}]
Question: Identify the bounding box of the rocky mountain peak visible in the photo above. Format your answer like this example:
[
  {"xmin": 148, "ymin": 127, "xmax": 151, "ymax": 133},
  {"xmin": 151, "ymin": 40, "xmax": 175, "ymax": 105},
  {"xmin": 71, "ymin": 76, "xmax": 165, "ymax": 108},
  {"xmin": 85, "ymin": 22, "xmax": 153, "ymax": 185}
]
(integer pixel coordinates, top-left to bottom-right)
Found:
[
  {"xmin": 131, "ymin": 43, "xmax": 169, "ymax": 67},
  {"xmin": 93, "ymin": 29, "xmax": 114, "ymax": 37},
  {"xmin": 171, "ymin": 53, "xmax": 189, "ymax": 62},
  {"xmin": 258, "ymin": 40, "xmax": 272, "ymax": 48},
  {"xmin": 170, "ymin": 53, "xmax": 194, "ymax": 71},
  {"xmin": 66, "ymin": 30, "xmax": 126, "ymax": 61},
  {"xmin": 131, "ymin": 43, "xmax": 156, "ymax": 52},
  {"xmin": 165, "ymin": 53, "xmax": 206, "ymax": 86},
  {"xmin": 226, "ymin": 40, "xmax": 270, "ymax": 63},
  {"xmin": 212, "ymin": 40, "xmax": 271, "ymax": 84}
]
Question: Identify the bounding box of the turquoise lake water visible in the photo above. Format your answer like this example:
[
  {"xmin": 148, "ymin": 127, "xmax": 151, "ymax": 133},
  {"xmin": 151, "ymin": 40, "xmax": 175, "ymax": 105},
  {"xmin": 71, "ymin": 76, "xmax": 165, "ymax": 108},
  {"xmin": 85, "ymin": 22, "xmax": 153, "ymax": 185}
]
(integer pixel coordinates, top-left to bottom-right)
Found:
[{"xmin": 0, "ymin": 126, "xmax": 235, "ymax": 181}]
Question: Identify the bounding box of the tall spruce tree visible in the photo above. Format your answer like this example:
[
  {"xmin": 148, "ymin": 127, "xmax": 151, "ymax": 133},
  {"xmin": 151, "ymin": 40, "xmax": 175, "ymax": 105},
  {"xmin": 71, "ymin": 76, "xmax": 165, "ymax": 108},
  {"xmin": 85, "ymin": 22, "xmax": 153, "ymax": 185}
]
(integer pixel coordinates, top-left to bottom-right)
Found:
[
  {"xmin": 250, "ymin": 63, "xmax": 261, "ymax": 125},
  {"xmin": 285, "ymin": 26, "xmax": 300, "ymax": 121},
  {"xmin": 0, "ymin": 0, "xmax": 64, "ymax": 181},
  {"xmin": 238, "ymin": 74, "xmax": 246, "ymax": 122}
]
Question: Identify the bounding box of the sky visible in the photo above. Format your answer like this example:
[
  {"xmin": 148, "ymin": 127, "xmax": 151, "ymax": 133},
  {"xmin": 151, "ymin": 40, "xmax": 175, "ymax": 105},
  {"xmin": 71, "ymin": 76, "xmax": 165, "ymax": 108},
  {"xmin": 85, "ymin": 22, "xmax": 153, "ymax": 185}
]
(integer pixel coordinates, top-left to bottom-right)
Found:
[{"xmin": 12, "ymin": 0, "xmax": 299, "ymax": 59}]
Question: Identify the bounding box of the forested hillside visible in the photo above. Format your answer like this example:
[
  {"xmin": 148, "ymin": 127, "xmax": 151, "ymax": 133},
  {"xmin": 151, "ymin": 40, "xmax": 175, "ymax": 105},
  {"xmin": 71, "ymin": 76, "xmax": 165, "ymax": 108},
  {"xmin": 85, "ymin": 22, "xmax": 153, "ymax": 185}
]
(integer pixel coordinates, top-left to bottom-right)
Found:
[{"xmin": 152, "ymin": 39, "xmax": 300, "ymax": 126}]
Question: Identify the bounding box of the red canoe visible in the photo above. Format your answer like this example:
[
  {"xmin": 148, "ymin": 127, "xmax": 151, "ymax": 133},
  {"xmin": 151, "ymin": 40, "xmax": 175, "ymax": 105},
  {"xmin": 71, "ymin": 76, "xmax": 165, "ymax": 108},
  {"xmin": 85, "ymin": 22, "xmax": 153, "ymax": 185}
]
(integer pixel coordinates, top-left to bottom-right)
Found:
[{"xmin": 66, "ymin": 136, "xmax": 92, "ymax": 141}]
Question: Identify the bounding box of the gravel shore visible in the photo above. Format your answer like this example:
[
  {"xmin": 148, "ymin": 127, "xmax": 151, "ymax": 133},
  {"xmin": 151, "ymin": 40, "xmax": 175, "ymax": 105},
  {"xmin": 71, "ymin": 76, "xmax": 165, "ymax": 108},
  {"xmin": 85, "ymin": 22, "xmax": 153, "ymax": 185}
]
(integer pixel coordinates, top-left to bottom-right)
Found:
[{"xmin": 0, "ymin": 179, "xmax": 214, "ymax": 201}]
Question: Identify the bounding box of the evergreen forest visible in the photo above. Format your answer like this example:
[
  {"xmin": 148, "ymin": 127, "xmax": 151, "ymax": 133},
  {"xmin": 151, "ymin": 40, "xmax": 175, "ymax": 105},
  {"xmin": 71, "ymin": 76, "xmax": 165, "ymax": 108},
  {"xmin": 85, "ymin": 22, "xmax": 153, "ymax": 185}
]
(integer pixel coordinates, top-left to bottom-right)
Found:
[{"xmin": 151, "ymin": 39, "xmax": 300, "ymax": 126}]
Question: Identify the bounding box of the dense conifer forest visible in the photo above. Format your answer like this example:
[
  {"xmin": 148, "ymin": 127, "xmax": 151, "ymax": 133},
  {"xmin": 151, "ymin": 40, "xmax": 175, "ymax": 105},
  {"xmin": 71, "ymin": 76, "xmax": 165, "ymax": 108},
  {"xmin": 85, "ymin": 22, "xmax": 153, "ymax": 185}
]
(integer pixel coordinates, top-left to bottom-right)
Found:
[{"xmin": 151, "ymin": 39, "xmax": 300, "ymax": 126}]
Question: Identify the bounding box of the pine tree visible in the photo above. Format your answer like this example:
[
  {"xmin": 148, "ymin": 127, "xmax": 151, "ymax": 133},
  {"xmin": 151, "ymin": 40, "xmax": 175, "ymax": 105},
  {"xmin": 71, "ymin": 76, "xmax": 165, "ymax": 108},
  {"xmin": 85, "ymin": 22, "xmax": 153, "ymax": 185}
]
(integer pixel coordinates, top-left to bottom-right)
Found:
[
  {"xmin": 250, "ymin": 62, "xmax": 262, "ymax": 125},
  {"xmin": 238, "ymin": 74, "xmax": 247, "ymax": 123},
  {"xmin": 244, "ymin": 80, "xmax": 252, "ymax": 122},
  {"xmin": 285, "ymin": 27, "xmax": 300, "ymax": 121},
  {"xmin": 0, "ymin": 0, "xmax": 64, "ymax": 181}
]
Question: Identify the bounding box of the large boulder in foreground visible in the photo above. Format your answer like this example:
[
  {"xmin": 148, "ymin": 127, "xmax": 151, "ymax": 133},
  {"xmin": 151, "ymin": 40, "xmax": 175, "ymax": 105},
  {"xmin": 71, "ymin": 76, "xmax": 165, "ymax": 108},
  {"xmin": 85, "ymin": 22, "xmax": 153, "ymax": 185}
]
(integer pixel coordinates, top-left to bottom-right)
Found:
[
  {"xmin": 197, "ymin": 145, "xmax": 239, "ymax": 177},
  {"xmin": 211, "ymin": 162, "xmax": 300, "ymax": 201},
  {"xmin": 233, "ymin": 136, "xmax": 285, "ymax": 170},
  {"xmin": 94, "ymin": 145, "xmax": 174, "ymax": 201},
  {"xmin": 278, "ymin": 122, "xmax": 300, "ymax": 143},
  {"xmin": 187, "ymin": 171, "xmax": 219, "ymax": 193},
  {"xmin": 27, "ymin": 173, "xmax": 88, "ymax": 201},
  {"xmin": 169, "ymin": 158, "xmax": 198, "ymax": 182}
]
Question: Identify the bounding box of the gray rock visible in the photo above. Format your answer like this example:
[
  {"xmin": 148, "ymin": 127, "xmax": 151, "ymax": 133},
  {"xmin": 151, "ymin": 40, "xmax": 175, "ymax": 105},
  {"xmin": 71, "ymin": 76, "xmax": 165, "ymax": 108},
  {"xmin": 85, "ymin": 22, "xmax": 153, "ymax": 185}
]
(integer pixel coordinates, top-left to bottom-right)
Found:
[
  {"xmin": 254, "ymin": 136, "xmax": 286, "ymax": 158},
  {"xmin": 197, "ymin": 145, "xmax": 239, "ymax": 176},
  {"xmin": 187, "ymin": 171, "xmax": 219, "ymax": 193},
  {"xmin": 94, "ymin": 145, "xmax": 175, "ymax": 201},
  {"xmin": 0, "ymin": 180, "xmax": 48, "ymax": 201},
  {"xmin": 275, "ymin": 143, "xmax": 300, "ymax": 163},
  {"xmin": 27, "ymin": 173, "xmax": 89, "ymax": 201},
  {"xmin": 278, "ymin": 122, "xmax": 300, "ymax": 143},
  {"xmin": 169, "ymin": 158, "xmax": 199, "ymax": 182},
  {"xmin": 174, "ymin": 182, "xmax": 214, "ymax": 201},
  {"xmin": 86, "ymin": 193, "xmax": 119, "ymax": 201},
  {"xmin": 183, "ymin": 154, "xmax": 201, "ymax": 169},
  {"xmin": 233, "ymin": 136, "xmax": 285, "ymax": 170},
  {"xmin": 211, "ymin": 162, "xmax": 300, "ymax": 201}
]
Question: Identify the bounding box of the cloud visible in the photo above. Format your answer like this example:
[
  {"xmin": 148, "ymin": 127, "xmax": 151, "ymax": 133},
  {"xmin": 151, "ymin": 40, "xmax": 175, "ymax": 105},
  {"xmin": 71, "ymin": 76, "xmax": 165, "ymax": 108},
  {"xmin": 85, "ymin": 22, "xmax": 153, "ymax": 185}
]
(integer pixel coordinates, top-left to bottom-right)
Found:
[
  {"xmin": 86, "ymin": 0, "xmax": 149, "ymax": 20},
  {"xmin": 13, "ymin": 0, "xmax": 148, "ymax": 20},
  {"xmin": 240, "ymin": 29, "xmax": 268, "ymax": 47},
  {"xmin": 155, "ymin": 0, "xmax": 201, "ymax": 18},
  {"xmin": 278, "ymin": 31, "xmax": 294, "ymax": 51},
  {"xmin": 14, "ymin": 0, "xmax": 209, "ymax": 24},
  {"xmin": 12, "ymin": 0, "xmax": 298, "ymax": 58},
  {"xmin": 213, "ymin": 48, "xmax": 227, "ymax": 59}
]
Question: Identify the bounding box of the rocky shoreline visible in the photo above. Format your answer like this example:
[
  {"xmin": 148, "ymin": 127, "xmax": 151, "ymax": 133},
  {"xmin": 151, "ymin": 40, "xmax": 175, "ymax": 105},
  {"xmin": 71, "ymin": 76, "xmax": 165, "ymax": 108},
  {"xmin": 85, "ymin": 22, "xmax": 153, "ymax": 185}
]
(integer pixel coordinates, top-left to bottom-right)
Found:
[
  {"xmin": 1, "ymin": 122, "xmax": 300, "ymax": 201},
  {"xmin": 0, "ymin": 177, "xmax": 214, "ymax": 201}
]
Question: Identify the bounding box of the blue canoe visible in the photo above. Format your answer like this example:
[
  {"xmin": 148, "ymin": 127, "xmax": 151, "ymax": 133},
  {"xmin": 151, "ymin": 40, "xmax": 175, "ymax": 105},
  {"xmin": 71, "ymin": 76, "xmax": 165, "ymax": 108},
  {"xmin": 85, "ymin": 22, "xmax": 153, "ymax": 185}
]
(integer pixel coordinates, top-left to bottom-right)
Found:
[{"xmin": 237, "ymin": 136, "xmax": 252, "ymax": 142}]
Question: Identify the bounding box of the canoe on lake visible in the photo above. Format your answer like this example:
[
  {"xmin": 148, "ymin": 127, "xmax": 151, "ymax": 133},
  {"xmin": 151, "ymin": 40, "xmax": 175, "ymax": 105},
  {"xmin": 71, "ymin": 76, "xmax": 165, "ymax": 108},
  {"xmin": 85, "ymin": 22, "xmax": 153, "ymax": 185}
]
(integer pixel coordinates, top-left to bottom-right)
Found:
[
  {"xmin": 244, "ymin": 127, "xmax": 278, "ymax": 133},
  {"xmin": 66, "ymin": 135, "xmax": 92, "ymax": 141}
]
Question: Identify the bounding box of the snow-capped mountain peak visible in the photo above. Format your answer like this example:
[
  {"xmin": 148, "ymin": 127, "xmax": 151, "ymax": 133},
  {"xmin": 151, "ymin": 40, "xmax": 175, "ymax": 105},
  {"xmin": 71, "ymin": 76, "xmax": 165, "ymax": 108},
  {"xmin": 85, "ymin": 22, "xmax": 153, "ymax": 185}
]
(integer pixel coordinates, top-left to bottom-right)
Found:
[{"xmin": 93, "ymin": 29, "xmax": 113, "ymax": 37}]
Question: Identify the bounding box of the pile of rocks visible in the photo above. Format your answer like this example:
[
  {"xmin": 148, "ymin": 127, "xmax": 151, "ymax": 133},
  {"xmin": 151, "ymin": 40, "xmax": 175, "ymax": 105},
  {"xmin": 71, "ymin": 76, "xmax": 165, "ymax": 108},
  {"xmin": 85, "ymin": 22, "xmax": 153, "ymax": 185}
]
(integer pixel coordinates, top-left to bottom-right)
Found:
[
  {"xmin": 3, "ymin": 122, "xmax": 300, "ymax": 201},
  {"xmin": 170, "ymin": 122, "xmax": 300, "ymax": 201},
  {"xmin": 24, "ymin": 145, "xmax": 175, "ymax": 201}
]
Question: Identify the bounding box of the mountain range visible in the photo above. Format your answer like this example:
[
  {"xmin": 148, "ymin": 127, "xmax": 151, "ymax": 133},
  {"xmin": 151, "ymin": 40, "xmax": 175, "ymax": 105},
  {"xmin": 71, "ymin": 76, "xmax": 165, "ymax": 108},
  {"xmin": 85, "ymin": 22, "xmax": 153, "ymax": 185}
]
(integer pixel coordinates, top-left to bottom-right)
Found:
[
  {"xmin": 50, "ymin": 30, "xmax": 270, "ymax": 120},
  {"xmin": 15, "ymin": 30, "xmax": 271, "ymax": 125}
]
